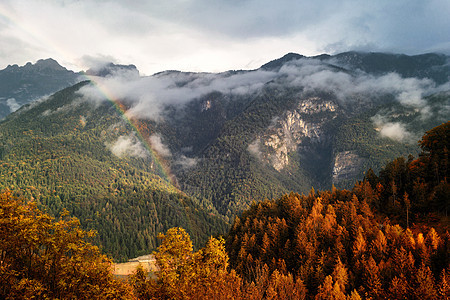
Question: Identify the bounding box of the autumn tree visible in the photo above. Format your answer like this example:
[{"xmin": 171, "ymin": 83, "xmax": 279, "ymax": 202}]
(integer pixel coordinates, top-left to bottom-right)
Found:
[
  {"xmin": 0, "ymin": 191, "xmax": 132, "ymax": 299},
  {"xmin": 131, "ymin": 227, "xmax": 244, "ymax": 299}
]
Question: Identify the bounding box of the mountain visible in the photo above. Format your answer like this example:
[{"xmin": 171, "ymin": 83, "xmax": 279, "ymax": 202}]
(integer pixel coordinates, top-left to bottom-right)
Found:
[
  {"xmin": 223, "ymin": 122, "xmax": 450, "ymax": 298},
  {"xmin": 85, "ymin": 62, "xmax": 140, "ymax": 78},
  {"xmin": 0, "ymin": 81, "xmax": 227, "ymax": 261},
  {"xmin": 321, "ymin": 52, "xmax": 450, "ymax": 84},
  {"xmin": 2, "ymin": 122, "xmax": 448, "ymax": 299},
  {"xmin": 0, "ymin": 58, "xmax": 83, "ymax": 119},
  {"xmin": 0, "ymin": 51, "xmax": 448, "ymax": 259},
  {"xmin": 146, "ymin": 52, "xmax": 449, "ymax": 218}
]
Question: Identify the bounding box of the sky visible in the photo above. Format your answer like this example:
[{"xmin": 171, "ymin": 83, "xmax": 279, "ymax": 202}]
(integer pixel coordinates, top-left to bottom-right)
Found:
[{"xmin": 0, "ymin": 0, "xmax": 449, "ymax": 75}]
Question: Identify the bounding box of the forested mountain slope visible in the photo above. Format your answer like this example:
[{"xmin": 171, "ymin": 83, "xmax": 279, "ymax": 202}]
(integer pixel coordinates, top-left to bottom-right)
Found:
[
  {"xmin": 224, "ymin": 122, "xmax": 449, "ymax": 299},
  {"xmin": 0, "ymin": 81, "xmax": 227, "ymax": 261},
  {"xmin": 0, "ymin": 56, "xmax": 450, "ymax": 299},
  {"xmin": 145, "ymin": 52, "xmax": 449, "ymax": 218},
  {"xmin": 128, "ymin": 122, "xmax": 449, "ymax": 299},
  {"xmin": 0, "ymin": 51, "xmax": 448, "ymax": 259}
]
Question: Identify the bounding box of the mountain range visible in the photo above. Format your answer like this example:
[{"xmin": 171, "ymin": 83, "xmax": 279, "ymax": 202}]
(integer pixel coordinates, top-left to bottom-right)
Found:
[
  {"xmin": 0, "ymin": 52, "xmax": 448, "ymax": 260},
  {"xmin": 0, "ymin": 58, "xmax": 82, "ymax": 119}
]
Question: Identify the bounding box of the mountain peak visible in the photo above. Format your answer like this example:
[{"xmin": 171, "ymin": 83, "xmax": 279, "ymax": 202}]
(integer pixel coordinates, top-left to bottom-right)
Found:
[
  {"xmin": 85, "ymin": 62, "xmax": 140, "ymax": 78},
  {"xmin": 34, "ymin": 58, "xmax": 67, "ymax": 71},
  {"xmin": 2, "ymin": 58, "xmax": 68, "ymax": 73},
  {"xmin": 260, "ymin": 53, "xmax": 305, "ymax": 70}
]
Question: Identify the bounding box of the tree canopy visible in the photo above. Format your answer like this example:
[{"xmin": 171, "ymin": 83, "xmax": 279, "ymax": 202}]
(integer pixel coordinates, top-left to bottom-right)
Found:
[{"xmin": 0, "ymin": 191, "xmax": 132, "ymax": 299}]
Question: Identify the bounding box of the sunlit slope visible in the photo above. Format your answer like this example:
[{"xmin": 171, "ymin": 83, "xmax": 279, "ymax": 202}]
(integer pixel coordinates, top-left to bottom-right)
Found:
[{"xmin": 0, "ymin": 81, "xmax": 227, "ymax": 261}]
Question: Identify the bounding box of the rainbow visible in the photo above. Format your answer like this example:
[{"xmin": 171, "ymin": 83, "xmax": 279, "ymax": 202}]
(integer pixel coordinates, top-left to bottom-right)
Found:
[
  {"xmin": 0, "ymin": 5, "xmax": 172, "ymax": 183},
  {"xmin": 79, "ymin": 74, "xmax": 173, "ymax": 183}
]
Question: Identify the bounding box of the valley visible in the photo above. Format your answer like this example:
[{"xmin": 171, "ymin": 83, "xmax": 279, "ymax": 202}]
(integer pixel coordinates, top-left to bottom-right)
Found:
[{"xmin": 0, "ymin": 52, "xmax": 448, "ymax": 262}]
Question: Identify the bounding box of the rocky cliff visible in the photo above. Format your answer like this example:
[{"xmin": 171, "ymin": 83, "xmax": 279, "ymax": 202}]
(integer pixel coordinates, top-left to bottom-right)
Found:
[
  {"xmin": 254, "ymin": 97, "xmax": 338, "ymax": 171},
  {"xmin": 332, "ymin": 151, "xmax": 365, "ymax": 184}
]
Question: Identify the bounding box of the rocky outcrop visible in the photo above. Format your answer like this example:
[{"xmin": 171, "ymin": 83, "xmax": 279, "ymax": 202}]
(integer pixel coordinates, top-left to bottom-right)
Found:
[
  {"xmin": 253, "ymin": 97, "xmax": 338, "ymax": 171},
  {"xmin": 332, "ymin": 151, "xmax": 365, "ymax": 184},
  {"xmin": 201, "ymin": 99, "xmax": 212, "ymax": 111}
]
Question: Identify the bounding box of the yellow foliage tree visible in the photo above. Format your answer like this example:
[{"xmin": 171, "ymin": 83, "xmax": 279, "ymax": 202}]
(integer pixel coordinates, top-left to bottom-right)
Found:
[
  {"xmin": 131, "ymin": 227, "xmax": 244, "ymax": 299},
  {"xmin": 0, "ymin": 191, "xmax": 132, "ymax": 299}
]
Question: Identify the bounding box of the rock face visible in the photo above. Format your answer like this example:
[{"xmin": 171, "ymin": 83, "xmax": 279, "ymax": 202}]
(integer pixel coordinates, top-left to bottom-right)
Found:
[
  {"xmin": 256, "ymin": 97, "xmax": 338, "ymax": 171},
  {"xmin": 201, "ymin": 99, "xmax": 212, "ymax": 111},
  {"xmin": 332, "ymin": 151, "xmax": 365, "ymax": 184}
]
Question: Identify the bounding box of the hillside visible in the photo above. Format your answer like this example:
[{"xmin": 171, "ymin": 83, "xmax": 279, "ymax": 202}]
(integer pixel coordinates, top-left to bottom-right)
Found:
[
  {"xmin": 0, "ymin": 81, "xmax": 227, "ymax": 261},
  {"xmin": 0, "ymin": 51, "xmax": 448, "ymax": 259},
  {"xmin": 223, "ymin": 122, "xmax": 449, "ymax": 298},
  {"xmin": 126, "ymin": 122, "xmax": 450, "ymax": 299},
  {"xmin": 1, "ymin": 0, "xmax": 449, "ymax": 296},
  {"xmin": 144, "ymin": 52, "xmax": 449, "ymax": 218}
]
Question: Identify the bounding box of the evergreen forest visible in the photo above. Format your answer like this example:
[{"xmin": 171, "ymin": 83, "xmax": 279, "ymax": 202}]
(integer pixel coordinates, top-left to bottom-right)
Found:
[{"xmin": 1, "ymin": 121, "xmax": 448, "ymax": 299}]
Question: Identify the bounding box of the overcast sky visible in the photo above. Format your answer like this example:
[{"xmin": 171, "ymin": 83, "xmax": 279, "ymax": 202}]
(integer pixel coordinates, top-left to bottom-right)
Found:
[{"xmin": 0, "ymin": 0, "xmax": 449, "ymax": 75}]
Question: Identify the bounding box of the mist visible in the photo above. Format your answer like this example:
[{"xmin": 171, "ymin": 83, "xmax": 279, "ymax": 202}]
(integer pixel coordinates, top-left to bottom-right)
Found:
[
  {"xmin": 107, "ymin": 135, "xmax": 148, "ymax": 158},
  {"xmin": 372, "ymin": 115, "xmax": 414, "ymax": 142},
  {"xmin": 78, "ymin": 68, "xmax": 278, "ymax": 120},
  {"xmin": 78, "ymin": 56, "xmax": 449, "ymax": 146},
  {"xmin": 149, "ymin": 134, "xmax": 172, "ymax": 158},
  {"xmin": 247, "ymin": 139, "xmax": 263, "ymax": 160},
  {"xmin": 6, "ymin": 98, "xmax": 20, "ymax": 113},
  {"xmin": 80, "ymin": 57, "xmax": 446, "ymax": 120},
  {"xmin": 279, "ymin": 59, "xmax": 439, "ymax": 112}
]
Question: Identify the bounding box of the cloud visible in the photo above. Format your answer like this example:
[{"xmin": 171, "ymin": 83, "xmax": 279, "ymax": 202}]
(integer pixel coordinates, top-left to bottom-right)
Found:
[
  {"xmin": 149, "ymin": 134, "xmax": 172, "ymax": 158},
  {"xmin": 279, "ymin": 58, "xmax": 444, "ymax": 116},
  {"xmin": 107, "ymin": 135, "xmax": 148, "ymax": 158},
  {"xmin": 174, "ymin": 155, "xmax": 198, "ymax": 169},
  {"xmin": 75, "ymin": 55, "xmax": 450, "ymax": 126},
  {"xmin": 372, "ymin": 115, "xmax": 413, "ymax": 142},
  {"xmin": 79, "ymin": 54, "xmax": 118, "ymax": 71},
  {"xmin": 6, "ymin": 98, "xmax": 20, "ymax": 112},
  {"xmin": 78, "ymin": 68, "xmax": 278, "ymax": 120},
  {"xmin": 149, "ymin": 134, "xmax": 198, "ymax": 169},
  {"xmin": 76, "ymin": 55, "xmax": 450, "ymax": 150},
  {"xmin": 247, "ymin": 139, "xmax": 263, "ymax": 160},
  {"xmin": 379, "ymin": 122, "xmax": 412, "ymax": 142},
  {"xmin": 0, "ymin": 0, "xmax": 449, "ymax": 75}
]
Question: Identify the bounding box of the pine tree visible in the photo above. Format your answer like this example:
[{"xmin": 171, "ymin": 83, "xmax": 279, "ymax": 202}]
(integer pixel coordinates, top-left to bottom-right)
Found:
[
  {"xmin": 438, "ymin": 269, "xmax": 450, "ymax": 300},
  {"xmin": 414, "ymin": 263, "xmax": 438, "ymax": 300},
  {"xmin": 332, "ymin": 257, "xmax": 348, "ymax": 292}
]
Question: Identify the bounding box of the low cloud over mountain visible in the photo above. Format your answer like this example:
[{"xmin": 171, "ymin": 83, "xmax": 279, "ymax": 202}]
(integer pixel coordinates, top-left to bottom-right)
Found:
[{"xmin": 78, "ymin": 52, "xmax": 449, "ymax": 142}]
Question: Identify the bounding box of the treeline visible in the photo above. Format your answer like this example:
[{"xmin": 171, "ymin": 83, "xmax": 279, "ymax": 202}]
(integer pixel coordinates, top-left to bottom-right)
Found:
[
  {"xmin": 2, "ymin": 191, "xmax": 448, "ymax": 299},
  {"xmin": 364, "ymin": 121, "xmax": 449, "ymax": 220},
  {"xmin": 132, "ymin": 121, "xmax": 450, "ymax": 299},
  {"xmin": 225, "ymin": 191, "xmax": 448, "ymax": 299}
]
